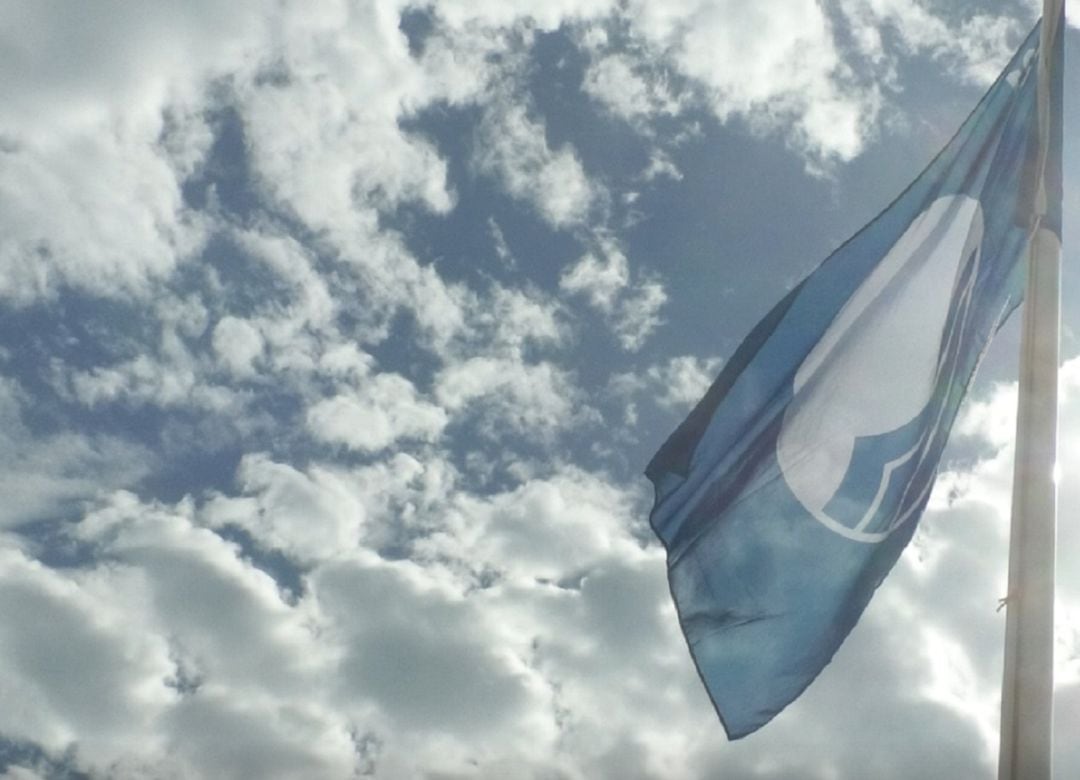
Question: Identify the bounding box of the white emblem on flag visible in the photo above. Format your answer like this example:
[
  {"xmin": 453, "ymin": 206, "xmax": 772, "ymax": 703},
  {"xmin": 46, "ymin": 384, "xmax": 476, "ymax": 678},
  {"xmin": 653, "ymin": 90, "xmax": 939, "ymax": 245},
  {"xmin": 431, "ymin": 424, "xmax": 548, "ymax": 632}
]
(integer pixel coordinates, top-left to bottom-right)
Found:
[{"xmin": 777, "ymin": 195, "xmax": 985, "ymax": 542}]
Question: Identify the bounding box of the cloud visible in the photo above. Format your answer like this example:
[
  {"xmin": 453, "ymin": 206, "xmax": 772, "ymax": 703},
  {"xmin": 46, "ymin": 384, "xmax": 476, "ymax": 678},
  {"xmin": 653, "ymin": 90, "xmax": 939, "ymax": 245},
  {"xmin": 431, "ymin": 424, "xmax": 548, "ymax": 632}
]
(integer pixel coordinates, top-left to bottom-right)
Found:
[
  {"xmin": 427, "ymin": 0, "xmax": 615, "ymax": 32},
  {"xmin": 615, "ymin": 0, "xmax": 881, "ymax": 164},
  {"xmin": 611, "ymin": 355, "xmax": 723, "ymax": 418},
  {"xmin": 419, "ymin": 467, "xmax": 651, "ymax": 582},
  {"xmin": 0, "ymin": 0, "xmax": 1027, "ymax": 313},
  {"xmin": 62, "ymin": 318, "xmax": 234, "ymax": 414},
  {"xmin": 68, "ymin": 491, "xmax": 358, "ymax": 778},
  {"xmin": 463, "ymin": 284, "xmax": 569, "ymax": 353},
  {"xmin": 0, "ymin": 119, "xmax": 206, "ymax": 304},
  {"xmin": 306, "ymin": 373, "xmax": 448, "ymax": 454},
  {"xmin": 641, "ymin": 149, "xmax": 683, "ymax": 182},
  {"xmin": 435, "ymin": 355, "xmax": 587, "ymax": 438},
  {"xmin": 560, "ymin": 241, "xmax": 667, "ymax": 350},
  {"xmin": 487, "ymin": 217, "xmax": 516, "ymax": 268},
  {"xmin": 475, "ymin": 99, "xmax": 598, "ymax": 229},
  {"xmin": 614, "ymin": 279, "xmax": 668, "ymax": 351},
  {"xmin": 0, "ymin": 544, "xmax": 175, "ymax": 757},
  {"xmin": 648, "ymin": 355, "xmax": 722, "ymax": 408},
  {"xmin": 0, "ymin": 460, "xmax": 685, "ymax": 778},
  {"xmin": 839, "ymin": 0, "xmax": 1029, "ymax": 86},
  {"xmin": 580, "ymin": 0, "xmax": 1030, "ymax": 168},
  {"xmin": 202, "ymin": 455, "xmax": 368, "ymax": 565},
  {"xmin": 0, "ymin": 767, "xmax": 45, "ymax": 780},
  {"xmin": 560, "ymin": 247, "xmax": 628, "ymax": 312},
  {"xmin": 212, "ymin": 316, "xmax": 265, "ymax": 378},
  {"xmin": 0, "ymin": 0, "xmax": 1014, "ymax": 319},
  {"xmin": 314, "ymin": 557, "xmax": 550, "ymax": 739},
  {"xmin": 582, "ymin": 53, "xmax": 684, "ymax": 125},
  {"xmin": 0, "ymin": 2, "xmax": 268, "ymax": 304},
  {"xmin": 0, "ymin": 378, "xmax": 153, "ymax": 529},
  {"xmin": 6, "ymin": 354, "xmax": 1080, "ymax": 778}
]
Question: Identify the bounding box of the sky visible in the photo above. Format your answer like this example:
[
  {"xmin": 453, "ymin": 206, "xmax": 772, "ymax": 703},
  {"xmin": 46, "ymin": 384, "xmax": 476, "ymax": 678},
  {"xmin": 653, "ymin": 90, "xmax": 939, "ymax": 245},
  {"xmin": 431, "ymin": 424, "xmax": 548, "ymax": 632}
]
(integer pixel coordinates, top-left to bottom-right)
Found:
[{"xmin": 1, "ymin": 1, "xmax": 1080, "ymax": 778}]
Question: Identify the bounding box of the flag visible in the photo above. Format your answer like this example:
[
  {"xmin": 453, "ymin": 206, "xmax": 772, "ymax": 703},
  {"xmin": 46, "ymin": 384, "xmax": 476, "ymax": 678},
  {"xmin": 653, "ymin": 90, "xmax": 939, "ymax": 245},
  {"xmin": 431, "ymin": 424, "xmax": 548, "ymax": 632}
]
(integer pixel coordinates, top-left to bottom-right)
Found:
[{"xmin": 647, "ymin": 16, "xmax": 1063, "ymax": 740}]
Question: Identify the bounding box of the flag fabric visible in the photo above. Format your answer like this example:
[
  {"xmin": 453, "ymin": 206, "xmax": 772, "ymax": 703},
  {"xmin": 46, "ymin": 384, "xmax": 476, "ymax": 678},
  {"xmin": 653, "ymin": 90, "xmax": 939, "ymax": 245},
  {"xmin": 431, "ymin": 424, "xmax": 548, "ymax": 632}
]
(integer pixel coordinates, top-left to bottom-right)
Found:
[{"xmin": 647, "ymin": 17, "xmax": 1063, "ymax": 740}]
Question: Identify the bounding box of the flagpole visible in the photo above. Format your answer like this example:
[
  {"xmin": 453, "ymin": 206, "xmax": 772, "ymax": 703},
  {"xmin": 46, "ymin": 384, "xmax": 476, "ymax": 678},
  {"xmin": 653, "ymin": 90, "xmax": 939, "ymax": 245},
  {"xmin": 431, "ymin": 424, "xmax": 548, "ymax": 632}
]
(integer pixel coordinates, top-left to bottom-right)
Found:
[{"xmin": 998, "ymin": 1, "xmax": 1063, "ymax": 778}]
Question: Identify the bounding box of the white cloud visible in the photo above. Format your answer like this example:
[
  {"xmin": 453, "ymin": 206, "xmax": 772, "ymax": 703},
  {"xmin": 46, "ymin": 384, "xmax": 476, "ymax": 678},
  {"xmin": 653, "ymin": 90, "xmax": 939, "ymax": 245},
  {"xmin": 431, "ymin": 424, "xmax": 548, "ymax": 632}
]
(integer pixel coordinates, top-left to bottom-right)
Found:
[
  {"xmin": 214, "ymin": 450, "xmax": 458, "ymax": 563},
  {"xmin": 0, "ymin": 378, "xmax": 153, "ymax": 529},
  {"xmin": 487, "ymin": 217, "xmax": 516, "ymax": 268},
  {"xmin": 575, "ymin": 0, "xmax": 1030, "ymax": 167},
  {"xmin": 583, "ymin": 53, "xmax": 683, "ymax": 124},
  {"xmin": 6, "ymin": 359, "xmax": 1080, "ymax": 779},
  {"xmin": 0, "ymin": 768, "xmax": 45, "ymax": 780},
  {"xmin": 64, "ymin": 332, "xmax": 233, "ymax": 414},
  {"xmin": 641, "ymin": 149, "xmax": 683, "ymax": 182},
  {"xmin": 613, "ymin": 354, "xmax": 723, "ymax": 412},
  {"xmin": 0, "ymin": 462, "xmax": 688, "ymax": 777},
  {"xmin": 0, "ymin": 2, "xmax": 268, "ymax": 304},
  {"xmin": 76, "ymin": 494, "xmax": 330, "ymax": 691},
  {"xmin": 428, "ymin": 0, "xmax": 615, "ymax": 32},
  {"xmin": 617, "ymin": 0, "xmax": 880, "ymax": 164},
  {"xmin": 649, "ymin": 355, "xmax": 721, "ymax": 408},
  {"xmin": 0, "ymin": 541, "xmax": 175, "ymax": 767},
  {"xmin": 70, "ymin": 491, "xmax": 359, "ymax": 778},
  {"xmin": 212, "ymin": 316, "xmax": 265, "ymax": 378},
  {"xmin": 0, "ymin": 123, "xmax": 205, "ymax": 304},
  {"xmin": 615, "ymin": 279, "xmax": 668, "ymax": 351},
  {"xmin": 464, "ymin": 284, "xmax": 569, "ymax": 353},
  {"xmin": 839, "ymin": 0, "xmax": 1028, "ymax": 86},
  {"xmin": 475, "ymin": 100, "xmax": 598, "ymax": 229},
  {"xmin": 230, "ymin": 229, "xmax": 337, "ymax": 339},
  {"xmin": 237, "ymin": 39, "xmax": 456, "ymax": 227},
  {"xmin": 0, "ymin": 0, "xmax": 1030, "ymax": 316},
  {"xmin": 422, "ymin": 467, "xmax": 651, "ymax": 582},
  {"xmin": 436, "ymin": 355, "xmax": 586, "ymax": 438},
  {"xmin": 306, "ymin": 373, "xmax": 448, "ymax": 454},
  {"xmin": 160, "ymin": 689, "xmax": 357, "ymax": 780},
  {"xmin": 560, "ymin": 246, "xmax": 629, "ymax": 312},
  {"xmin": 314, "ymin": 557, "xmax": 553, "ymax": 741},
  {"xmin": 608, "ymin": 354, "xmax": 720, "ymax": 428},
  {"xmin": 560, "ymin": 241, "xmax": 667, "ymax": 350},
  {"xmin": 202, "ymin": 455, "xmax": 368, "ymax": 564}
]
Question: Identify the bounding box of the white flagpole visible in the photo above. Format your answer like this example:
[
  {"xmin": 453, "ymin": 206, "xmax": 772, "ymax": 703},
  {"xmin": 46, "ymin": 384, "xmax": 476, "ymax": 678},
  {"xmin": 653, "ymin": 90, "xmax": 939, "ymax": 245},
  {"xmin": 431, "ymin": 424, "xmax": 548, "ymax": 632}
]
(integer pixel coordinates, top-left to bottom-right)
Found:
[{"xmin": 998, "ymin": 1, "xmax": 1063, "ymax": 778}]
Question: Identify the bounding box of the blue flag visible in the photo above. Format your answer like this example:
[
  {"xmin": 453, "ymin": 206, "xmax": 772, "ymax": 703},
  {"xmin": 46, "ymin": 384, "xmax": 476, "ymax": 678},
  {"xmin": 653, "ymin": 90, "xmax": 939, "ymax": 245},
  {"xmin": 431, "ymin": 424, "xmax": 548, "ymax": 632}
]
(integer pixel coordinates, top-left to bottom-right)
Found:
[{"xmin": 647, "ymin": 17, "xmax": 1063, "ymax": 740}]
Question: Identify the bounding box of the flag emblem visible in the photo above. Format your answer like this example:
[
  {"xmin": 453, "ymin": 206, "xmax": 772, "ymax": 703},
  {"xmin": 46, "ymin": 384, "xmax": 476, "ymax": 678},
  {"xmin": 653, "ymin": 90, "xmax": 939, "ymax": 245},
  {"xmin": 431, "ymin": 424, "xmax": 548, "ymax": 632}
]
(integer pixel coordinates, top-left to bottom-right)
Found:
[{"xmin": 777, "ymin": 195, "xmax": 985, "ymax": 542}]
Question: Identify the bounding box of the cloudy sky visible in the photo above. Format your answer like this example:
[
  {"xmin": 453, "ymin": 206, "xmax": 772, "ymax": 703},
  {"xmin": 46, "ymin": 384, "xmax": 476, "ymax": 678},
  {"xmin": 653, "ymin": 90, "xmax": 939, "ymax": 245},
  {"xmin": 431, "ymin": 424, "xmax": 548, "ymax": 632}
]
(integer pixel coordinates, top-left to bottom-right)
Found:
[{"xmin": 1, "ymin": 1, "xmax": 1080, "ymax": 778}]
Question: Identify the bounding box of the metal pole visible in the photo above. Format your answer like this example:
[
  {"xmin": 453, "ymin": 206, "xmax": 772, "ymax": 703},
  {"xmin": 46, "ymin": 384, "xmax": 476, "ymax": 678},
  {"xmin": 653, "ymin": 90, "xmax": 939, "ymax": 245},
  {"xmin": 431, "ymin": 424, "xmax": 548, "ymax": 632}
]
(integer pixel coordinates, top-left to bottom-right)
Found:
[{"xmin": 998, "ymin": 2, "xmax": 1063, "ymax": 778}]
